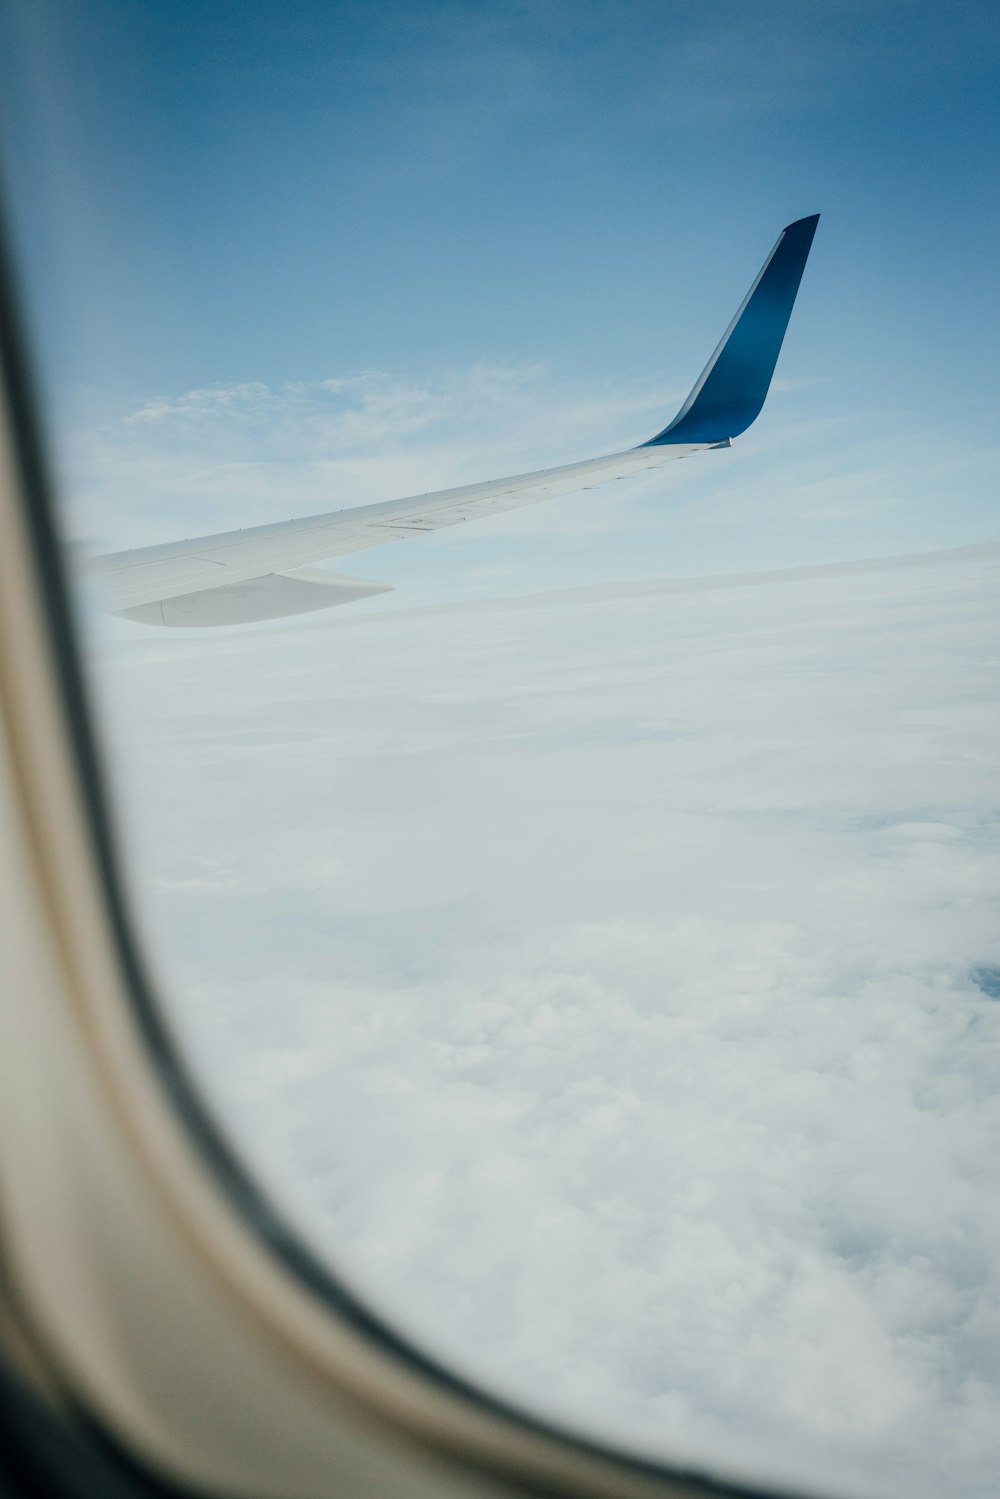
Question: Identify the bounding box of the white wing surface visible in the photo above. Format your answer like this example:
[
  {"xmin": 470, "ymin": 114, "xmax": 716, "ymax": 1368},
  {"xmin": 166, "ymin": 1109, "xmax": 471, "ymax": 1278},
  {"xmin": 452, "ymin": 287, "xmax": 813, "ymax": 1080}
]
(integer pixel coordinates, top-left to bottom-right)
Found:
[{"xmin": 88, "ymin": 215, "xmax": 819, "ymax": 627}]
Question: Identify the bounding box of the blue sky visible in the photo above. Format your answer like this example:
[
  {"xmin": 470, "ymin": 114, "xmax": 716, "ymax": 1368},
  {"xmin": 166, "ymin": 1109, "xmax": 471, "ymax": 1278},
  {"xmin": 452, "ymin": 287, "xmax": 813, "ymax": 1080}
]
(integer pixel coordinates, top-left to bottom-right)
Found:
[{"xmin": 1, "ymin": 0, "xmax": 999, "ymax": 589}]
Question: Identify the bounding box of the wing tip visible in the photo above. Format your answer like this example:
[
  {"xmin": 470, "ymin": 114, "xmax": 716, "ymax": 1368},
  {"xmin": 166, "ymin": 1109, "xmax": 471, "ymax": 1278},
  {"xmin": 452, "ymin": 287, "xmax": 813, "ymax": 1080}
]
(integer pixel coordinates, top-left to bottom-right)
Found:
[
  {"xmin": 783, "ymin": 212, "xmax": 821, "ymax": 235},
  {"xmin": 641, "ymin": 212, "xmax": 821, "ymax": 448}
]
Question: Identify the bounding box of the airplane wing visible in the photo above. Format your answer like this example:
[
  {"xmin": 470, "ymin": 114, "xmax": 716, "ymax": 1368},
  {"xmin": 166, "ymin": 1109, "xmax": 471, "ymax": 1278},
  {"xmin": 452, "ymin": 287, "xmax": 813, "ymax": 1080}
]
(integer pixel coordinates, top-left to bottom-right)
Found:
[{"xmin": 88, "ymin": 214, "xmax": 819, "ymax": 627}]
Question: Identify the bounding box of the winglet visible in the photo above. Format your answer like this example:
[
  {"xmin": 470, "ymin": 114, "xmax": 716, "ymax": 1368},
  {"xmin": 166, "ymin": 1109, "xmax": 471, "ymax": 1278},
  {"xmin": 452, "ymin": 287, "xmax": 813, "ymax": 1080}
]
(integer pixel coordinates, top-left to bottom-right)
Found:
[{"xmin": 643, "ymin": 214, "xmax": 819, "ymax": 447}]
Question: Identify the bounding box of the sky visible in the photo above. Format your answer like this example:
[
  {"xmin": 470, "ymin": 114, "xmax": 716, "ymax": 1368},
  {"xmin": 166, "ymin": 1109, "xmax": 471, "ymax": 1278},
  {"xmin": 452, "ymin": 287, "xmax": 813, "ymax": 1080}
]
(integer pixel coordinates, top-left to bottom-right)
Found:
[
  {"xmin": 1, "ymin": 3, "xmax": 999, "ymax": 1497},
  {"xmin": 1, "ymin": 0, "xmax": 999, "ymax": 589}
]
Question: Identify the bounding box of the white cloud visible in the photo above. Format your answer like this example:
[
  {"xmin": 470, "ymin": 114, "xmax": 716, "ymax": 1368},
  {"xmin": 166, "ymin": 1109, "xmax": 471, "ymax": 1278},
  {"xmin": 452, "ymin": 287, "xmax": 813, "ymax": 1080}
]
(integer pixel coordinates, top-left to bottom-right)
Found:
[{"xmin": 84, "ymin": 543, "xmax": 1000, "ymax": 1499}]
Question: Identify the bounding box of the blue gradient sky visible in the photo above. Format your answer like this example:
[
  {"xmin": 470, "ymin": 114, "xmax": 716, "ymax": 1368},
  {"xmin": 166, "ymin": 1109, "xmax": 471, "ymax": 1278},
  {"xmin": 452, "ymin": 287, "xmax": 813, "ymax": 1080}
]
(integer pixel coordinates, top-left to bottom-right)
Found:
[{"xmin": 1, "ymin": 0, "xmax": 998, "ymax": 592}]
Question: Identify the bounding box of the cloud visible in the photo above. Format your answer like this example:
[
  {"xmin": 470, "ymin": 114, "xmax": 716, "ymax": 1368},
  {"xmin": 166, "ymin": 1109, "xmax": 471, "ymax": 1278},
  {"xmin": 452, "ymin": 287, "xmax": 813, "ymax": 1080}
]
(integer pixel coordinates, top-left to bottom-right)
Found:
[{"xmin": 87, "ymin": 543, "xmax": 1000, "ymax": 1499}]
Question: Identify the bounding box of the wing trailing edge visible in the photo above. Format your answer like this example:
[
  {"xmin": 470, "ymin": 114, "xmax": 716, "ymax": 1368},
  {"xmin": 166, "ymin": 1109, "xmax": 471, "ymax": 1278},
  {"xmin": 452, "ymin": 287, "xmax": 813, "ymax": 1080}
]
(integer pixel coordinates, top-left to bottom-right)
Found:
[{"xmin": 118, "ymin": 568, "xmax": 394, "ymax": 627}]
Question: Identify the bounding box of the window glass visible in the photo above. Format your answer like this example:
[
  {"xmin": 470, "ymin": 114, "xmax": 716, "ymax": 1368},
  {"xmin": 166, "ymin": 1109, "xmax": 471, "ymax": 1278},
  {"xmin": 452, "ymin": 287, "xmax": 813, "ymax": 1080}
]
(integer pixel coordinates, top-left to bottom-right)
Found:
[{"xmin": 2, "ymin": 4, "xmax": 999, "ymax": 1497}]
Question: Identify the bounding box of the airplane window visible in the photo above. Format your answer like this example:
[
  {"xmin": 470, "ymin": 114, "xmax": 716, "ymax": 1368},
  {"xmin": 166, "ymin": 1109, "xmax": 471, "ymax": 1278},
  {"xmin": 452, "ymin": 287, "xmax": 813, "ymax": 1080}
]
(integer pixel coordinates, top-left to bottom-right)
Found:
[{"xmin": 2, "ymin": 3, "xmax": 999, "ymax": 1497}]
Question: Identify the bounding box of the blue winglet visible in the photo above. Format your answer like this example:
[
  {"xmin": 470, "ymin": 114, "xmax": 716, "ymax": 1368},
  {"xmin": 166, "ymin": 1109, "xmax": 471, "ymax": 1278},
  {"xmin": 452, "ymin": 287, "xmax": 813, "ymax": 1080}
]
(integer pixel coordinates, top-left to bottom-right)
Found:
[{"xmin": 643, "ymin": 214, "xmax": 819, "ymax": 447}]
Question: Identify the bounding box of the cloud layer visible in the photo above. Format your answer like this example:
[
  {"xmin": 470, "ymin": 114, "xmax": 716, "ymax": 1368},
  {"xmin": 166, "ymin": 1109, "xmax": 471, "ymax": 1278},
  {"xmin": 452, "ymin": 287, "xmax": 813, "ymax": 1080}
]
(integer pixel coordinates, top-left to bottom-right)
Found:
[{"xmin": 85, "ymin": 542, "xmax": 1000, "ymax": 1499}]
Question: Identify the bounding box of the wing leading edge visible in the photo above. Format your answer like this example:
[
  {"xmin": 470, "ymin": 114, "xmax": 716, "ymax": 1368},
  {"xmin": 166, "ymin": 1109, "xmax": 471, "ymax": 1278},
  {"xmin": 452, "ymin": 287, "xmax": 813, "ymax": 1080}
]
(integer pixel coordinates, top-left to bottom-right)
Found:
[{"xmin": 90, "ymin": 215, "xmax": 819, "ymax": 627}]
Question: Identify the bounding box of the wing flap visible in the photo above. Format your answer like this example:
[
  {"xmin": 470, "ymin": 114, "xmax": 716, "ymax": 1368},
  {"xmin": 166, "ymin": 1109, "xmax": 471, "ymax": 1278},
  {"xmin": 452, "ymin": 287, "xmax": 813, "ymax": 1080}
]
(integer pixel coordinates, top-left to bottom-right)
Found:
[{"xmin": 119, "ymin": 567, "xmax": 394, "ymax": 628}]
